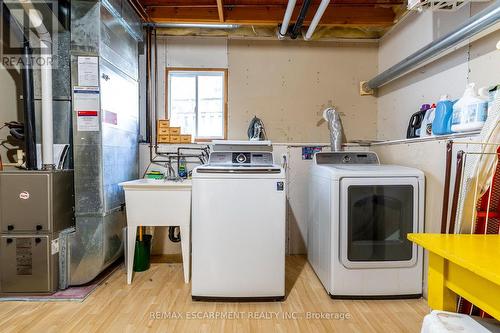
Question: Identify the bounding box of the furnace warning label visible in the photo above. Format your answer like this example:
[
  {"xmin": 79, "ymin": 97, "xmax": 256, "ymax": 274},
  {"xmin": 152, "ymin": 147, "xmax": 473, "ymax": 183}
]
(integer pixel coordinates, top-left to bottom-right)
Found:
[
  {"xmin": 74, "ymin": 87, "xmax": 100, "ymax": 132},
  {"xmin": 77, "ymin": 56, "xmax": 99, "ymax": 86},
  {"xmin": 16, "ymin": 238, "xmax": 33, "ymax": 276}
]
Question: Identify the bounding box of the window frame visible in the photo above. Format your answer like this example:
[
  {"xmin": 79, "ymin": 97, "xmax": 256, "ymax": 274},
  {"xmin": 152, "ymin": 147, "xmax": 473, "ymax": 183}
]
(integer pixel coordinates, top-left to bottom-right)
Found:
[{"xmin": 165, "ymin": 67, "xmax": 228, "ymax": 142}]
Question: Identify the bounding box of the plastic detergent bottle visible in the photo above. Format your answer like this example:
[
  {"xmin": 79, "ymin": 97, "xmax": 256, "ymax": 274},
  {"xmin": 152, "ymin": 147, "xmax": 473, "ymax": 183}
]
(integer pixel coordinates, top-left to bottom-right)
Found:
[
  {"xmin": 432, "ymin": 95, "xmax": 454, "ymax": 135},
  {"xmin": 178, "ymin": 157, "xmax": 187, "ymax": 178},
  {"xmin": 479, "ymin": 86, "xmax": 492, "ymax": 109},
  {"xmin": 451, "ymin": 83, "xmax": 488, "ymax": 132},
  {"xmin": 420, "ymin": 103, "xmax": 436, "ymax": 137},
  {"xmin": 407, "ymin": 104, "xmax": 430, "ymax": 138}
]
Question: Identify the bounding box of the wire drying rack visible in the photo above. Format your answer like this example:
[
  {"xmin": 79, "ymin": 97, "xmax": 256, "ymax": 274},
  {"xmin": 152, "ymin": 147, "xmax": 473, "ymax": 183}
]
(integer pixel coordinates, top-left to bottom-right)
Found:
[{"xmin": 407, "ymin": 0, "xmax": 489, "ymax": 11}]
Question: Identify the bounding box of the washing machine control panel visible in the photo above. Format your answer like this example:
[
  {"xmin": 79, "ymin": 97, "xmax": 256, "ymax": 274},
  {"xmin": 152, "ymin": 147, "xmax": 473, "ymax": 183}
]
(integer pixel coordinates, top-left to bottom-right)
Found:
[
  {"xmin": 233, "ymin": 153, "xmax": 251, "ymax": 164},
  {"xmin": 209, "ymin": 151, "xmax": 274, "ymax": 166}
]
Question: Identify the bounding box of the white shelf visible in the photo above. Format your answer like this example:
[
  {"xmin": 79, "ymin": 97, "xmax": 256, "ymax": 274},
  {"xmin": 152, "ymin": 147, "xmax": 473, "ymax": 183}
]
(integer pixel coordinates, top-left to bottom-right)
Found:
[
  {"xmin": 143, "ymin": 132, "xmax": 481, "ymax": 149},
  {"xmin": 371, "ymin": 131, "xmax": 480, "ymax": 146}
]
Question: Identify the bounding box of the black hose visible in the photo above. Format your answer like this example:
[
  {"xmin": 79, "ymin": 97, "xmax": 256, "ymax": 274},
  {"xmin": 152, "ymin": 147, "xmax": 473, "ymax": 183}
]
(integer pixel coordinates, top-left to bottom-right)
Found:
[
  {"xmin": 9, "ymin": 127, "xmax": 24, "ymax": 140},
  {"xmin": 290, "ymin": 0, "xmax": 313, "ymax": 39},
  {"xmin": 168, "ymin": 226, "xmax": 181, "ymax": 243},
  {"xmin": 21, "ymin": 38, "xmax": 37, "ymax": 170}
]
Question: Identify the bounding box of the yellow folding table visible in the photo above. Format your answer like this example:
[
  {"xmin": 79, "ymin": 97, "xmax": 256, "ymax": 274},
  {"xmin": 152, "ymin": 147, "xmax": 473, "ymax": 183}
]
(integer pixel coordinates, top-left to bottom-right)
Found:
[{"xmin": 408, "ymin": 233, "xmax": 500, "ymax": 320}]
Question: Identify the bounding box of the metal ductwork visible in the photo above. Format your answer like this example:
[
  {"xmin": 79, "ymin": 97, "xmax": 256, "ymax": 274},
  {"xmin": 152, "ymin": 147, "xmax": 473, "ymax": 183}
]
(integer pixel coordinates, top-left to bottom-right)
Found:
[
  {"xmin": 290, "ymin": 0, "xmax": 313, "ymax": 39},
  {"xmin": 363, "ymin": 0, "xmax": 500, "ymax": 91},
  {"xmin": 59, "ymin": 0, "xmax": 142, "ymax": 288}
]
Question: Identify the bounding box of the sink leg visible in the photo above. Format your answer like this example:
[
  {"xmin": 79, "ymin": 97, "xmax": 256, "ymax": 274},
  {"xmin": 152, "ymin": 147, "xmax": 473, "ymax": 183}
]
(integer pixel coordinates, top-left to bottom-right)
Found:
[
  {"xmin": 180, "ymin": 224, "xmax": 190, "ymax": 283},
  {"xmin": 127, "ymin": 226, "xmax": 137, "ymax": 284}
]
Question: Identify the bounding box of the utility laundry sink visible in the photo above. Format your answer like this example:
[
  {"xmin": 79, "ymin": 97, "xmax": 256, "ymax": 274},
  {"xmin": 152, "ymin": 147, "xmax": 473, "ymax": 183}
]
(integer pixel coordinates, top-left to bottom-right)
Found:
[
  {"xmin": 119, "ymin": 178, "xmax": 192, "ymax": 284},
  {"xmin": 120, "ymin": 178, "xmax": 192, "ymax": 188}
]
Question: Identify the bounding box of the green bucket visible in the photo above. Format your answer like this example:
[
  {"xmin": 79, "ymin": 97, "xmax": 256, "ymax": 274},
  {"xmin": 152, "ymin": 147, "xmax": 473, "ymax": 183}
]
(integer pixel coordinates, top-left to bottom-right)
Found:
[{"xmin": 133, "ymin": 234, "xmax": 152, "ymax": 272}]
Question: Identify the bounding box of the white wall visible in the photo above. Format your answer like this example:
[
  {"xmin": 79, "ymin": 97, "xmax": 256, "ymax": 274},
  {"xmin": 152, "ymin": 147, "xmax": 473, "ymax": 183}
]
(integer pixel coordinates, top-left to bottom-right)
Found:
[
  {"xmin": 227, "ymin": 40, "xmax": 378, "ymax": 143},
  {"xmin": 155, "ymin": 37, "xmax": 228, "ymax": 120},
  {"xmin": 154, "ymin": 36, "xmax": 378, "ymax": 143}
]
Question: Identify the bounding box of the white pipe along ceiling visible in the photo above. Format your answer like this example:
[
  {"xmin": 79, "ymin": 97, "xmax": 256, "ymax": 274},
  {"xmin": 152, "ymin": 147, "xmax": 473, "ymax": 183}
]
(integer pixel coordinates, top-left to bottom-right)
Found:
[{"xmin": 305, "ymin": 0, "xmax": 330, "ymax": 40}]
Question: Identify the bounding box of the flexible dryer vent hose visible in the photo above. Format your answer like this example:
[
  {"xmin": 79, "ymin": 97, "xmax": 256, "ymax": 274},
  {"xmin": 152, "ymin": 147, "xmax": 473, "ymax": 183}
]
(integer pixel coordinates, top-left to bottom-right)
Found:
[{"xmin": 323, "ymin": 107, "xmax": 344, "ymax": 152}]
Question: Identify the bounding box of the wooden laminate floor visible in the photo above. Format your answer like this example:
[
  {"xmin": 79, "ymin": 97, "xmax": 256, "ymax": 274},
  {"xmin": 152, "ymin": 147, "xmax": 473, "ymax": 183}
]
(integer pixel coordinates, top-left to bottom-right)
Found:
[{"xmin": 0, "ymin": 256, "xmax": 429, "ymax": 333}]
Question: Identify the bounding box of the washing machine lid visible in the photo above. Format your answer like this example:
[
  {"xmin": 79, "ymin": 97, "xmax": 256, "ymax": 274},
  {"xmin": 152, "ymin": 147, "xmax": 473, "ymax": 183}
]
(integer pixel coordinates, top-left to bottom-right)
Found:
[
  {"xmin": 315, "ymin": 164, "xmax": 424, "ymax": 179},
  {"xmin": 311, "ymin": 152, "xmax": 424, "ymax": 179}
]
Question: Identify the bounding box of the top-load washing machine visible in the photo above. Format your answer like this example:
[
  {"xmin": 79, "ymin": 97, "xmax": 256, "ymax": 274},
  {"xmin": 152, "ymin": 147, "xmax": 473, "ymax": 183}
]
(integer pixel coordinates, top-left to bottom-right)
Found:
[
  {"xmin": 308, "ymin": 152, "xmax": 425, "ymax": 298},
  {"xmin": 191, "ymin": 141, "xmax": 286, "ymax": 301}
]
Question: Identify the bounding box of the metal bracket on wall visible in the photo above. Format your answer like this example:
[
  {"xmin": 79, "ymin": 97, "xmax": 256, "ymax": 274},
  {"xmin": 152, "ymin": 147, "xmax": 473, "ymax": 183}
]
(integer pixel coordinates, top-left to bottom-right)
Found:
[{"xmin": 359, "ymin": 81, "xmax": 374, "ymax": 96}]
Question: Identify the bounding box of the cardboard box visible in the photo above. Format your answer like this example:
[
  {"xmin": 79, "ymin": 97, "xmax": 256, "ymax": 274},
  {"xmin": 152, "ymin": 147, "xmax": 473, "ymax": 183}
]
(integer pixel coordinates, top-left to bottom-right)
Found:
[
  {"xmin": 169, "ymin": 135, "xmax": 181, "ymax": 143},
  {"xmin": 169, "ymin": 127, "xmax": 181, "ymax": 135},
  {"xmin": 157, "ymin": 128, "xmax": 169, "ymax": 135},
  {"xmin": 180, "ymin": 134, "xmax": 192, "ymax": 143},
  {"xmin": 157, "ymin": 135, "xmax": 169, "ymax": 143},
  {"xmin": 157, "ymin": 119, "xmax": 170, "ymax": 128}
]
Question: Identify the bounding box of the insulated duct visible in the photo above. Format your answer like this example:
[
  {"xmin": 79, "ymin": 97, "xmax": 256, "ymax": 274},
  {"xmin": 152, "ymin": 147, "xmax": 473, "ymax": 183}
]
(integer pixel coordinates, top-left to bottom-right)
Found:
[
  {"xmin": 363, "ymin": 0, "xmax": 500, "ymax": 91},
  {"xmin": 323, "ymin": 107, "xmax": 344, "ymax": 151}
]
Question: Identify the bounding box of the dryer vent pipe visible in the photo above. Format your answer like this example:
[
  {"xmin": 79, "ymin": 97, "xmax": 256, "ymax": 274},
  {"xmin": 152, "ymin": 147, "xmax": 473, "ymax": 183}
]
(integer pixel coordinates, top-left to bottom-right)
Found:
[{"xmin": 323, "ymin": 107, "xmax": 344, "ymax": 152}]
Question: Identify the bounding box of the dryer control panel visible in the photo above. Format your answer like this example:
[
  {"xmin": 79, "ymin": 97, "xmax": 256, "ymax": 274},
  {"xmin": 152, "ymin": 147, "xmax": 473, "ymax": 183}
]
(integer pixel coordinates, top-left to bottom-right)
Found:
[{"xmin": 315, "ymin": 152, "xmax": 379, "ymax": 165}]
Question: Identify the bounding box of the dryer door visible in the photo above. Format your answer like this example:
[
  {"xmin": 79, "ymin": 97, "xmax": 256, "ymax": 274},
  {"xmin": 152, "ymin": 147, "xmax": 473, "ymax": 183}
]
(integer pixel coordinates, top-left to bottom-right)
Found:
[{"xmin": 339, "ymin": 177, "xmax": 419, "ymax": 269}]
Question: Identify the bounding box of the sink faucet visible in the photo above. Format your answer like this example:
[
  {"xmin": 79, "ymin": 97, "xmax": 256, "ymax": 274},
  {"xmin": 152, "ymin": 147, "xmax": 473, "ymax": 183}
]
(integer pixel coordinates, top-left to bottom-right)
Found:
[{"xmin": 164, "ymin": 162, "xmax": 184, "ymax": 182}]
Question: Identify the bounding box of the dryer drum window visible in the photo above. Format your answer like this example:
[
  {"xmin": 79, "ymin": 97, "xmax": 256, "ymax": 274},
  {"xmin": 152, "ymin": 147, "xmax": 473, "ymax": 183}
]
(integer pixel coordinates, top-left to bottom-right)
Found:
[{"xmin": 347, "ymin": 185, "xmax": 414, "ymax": 262}]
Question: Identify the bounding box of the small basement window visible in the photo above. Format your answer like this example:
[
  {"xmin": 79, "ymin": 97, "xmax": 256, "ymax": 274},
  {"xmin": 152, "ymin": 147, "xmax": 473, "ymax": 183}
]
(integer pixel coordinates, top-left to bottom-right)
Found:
[{"xmin": 167, "ymin": 68, "xmax": 227, "ymax": 141}]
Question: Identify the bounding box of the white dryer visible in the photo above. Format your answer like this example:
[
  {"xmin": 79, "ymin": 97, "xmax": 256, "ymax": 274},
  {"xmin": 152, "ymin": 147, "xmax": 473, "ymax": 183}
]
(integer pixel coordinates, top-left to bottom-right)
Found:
[
  {"xmin": 191, "ymin": 141, "xmax": 286, "ymax": 301},
  {"xmin": 308, "ymin": 152, "xmax": 424, "ymax": 298}
]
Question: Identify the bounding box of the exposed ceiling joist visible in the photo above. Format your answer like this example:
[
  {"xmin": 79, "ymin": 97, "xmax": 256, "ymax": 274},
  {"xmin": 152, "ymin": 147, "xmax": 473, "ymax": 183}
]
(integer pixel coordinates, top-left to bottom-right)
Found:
[
  {"xmin": 147, "ymin": 5, "xmax": 397, "ymax": 26},
  {"xmin": 217, "ymin": 0, "xmax": 225, "ymax": 22},
  {"xmin": 141, "ymin": 0, "xmax": 403, "ymax": 6},
  {"xmin": 128, "ymin": 0, "xmax": 149, "ymax": 21}
]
